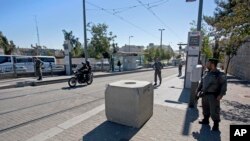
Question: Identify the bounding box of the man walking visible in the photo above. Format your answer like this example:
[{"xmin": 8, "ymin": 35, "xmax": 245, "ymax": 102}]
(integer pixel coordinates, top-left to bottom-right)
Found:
[
  {"xmin": 153, "ymin": 58, "xmax": 163, "ymax": 86},
  {"xmin": 196, "ymin": 58, "xmax": 227, "ymax": 131},
  {"xmin": 34, "ymin": 57, "xmax": 43, "ymax": 80}
]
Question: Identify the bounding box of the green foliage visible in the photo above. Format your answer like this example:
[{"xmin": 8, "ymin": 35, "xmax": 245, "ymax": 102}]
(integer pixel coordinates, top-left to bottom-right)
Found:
[
  {"xmin": 201, "ymin": 36, "xmax": 213, "ymax": 59},
  {"xmin": 62, "ymin": 30, "xmax": 84, "ymax": 58},
  {"xmin": 144, "ymin": 46, "xmax": 173, "ymax": 63},
  {"xmin": 204, "ymin": 0, "xmax": 250, "ymax": 73},
  {"xmin": 204, "ymin": 0, "xmax": 250, "ymax": 55},
  {"xmin": 0, "ymin": 31, "xmax": 16, "ymax": 55},
  {"xmin": 88, "ymin": 23, "xmax": 117, "ymax": 59}
]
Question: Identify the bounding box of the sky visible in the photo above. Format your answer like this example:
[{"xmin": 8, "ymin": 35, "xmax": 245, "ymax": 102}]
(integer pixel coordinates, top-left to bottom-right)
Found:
[{"xmin": 0, "ymin": 0, "xmax": 217, "ymax": 51}]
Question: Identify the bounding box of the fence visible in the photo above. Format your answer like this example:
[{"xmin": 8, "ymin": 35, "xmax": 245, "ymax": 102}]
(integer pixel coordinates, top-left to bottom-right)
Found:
[{"xmin": 0, "ymin": 64, "xmax": 66, "ymax": 79}]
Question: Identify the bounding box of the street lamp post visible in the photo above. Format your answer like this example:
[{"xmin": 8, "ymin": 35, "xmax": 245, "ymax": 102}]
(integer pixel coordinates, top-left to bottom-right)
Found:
[
  {"xmin": 83, "ymin": 0, "xmax": 88, "ymax": 62},
  {"xmin": 159, "ymin": 29, "xmax": 165, "ymax": 48},
  {"xmin": 129, "ymin": 36, "xmax": 133, "ymax": 53}
]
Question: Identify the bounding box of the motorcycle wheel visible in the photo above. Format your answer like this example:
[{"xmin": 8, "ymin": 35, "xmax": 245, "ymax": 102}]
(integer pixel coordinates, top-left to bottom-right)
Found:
[
  {"xmin": 86, "ymin": 73, "xmax": 93, "ymax": 85},
  {"xmin": 68, "ymin": 77, "xmax": 77, "ymax": 87}
]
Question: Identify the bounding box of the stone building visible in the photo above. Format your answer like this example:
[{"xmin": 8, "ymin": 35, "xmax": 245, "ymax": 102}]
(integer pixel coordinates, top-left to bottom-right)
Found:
[{"xmin": 226, "ymin": 39, "xmax": 250, "ymax": 81}]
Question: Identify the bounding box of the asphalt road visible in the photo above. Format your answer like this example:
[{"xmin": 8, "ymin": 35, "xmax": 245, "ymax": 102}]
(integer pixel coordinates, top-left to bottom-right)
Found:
[{"xmin": 0, "ymin": 68, "xmax": 178, "ymax": 141}]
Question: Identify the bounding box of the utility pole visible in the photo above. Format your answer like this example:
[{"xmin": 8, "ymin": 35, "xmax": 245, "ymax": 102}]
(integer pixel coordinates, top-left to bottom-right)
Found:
[
  {"xmin": 83, "ymin": 0, "xmax": 88, "ymax": 62},
  {"xmin": 197, "ymin": 0, "xmax": 203, "ymax": 31},
  {"xmin": 159, "ymin": 29, "xmax": 165, "ymax": 48},
  {"xmin": 34, "ymin": 15, "xmax": 40, "ymax": 46},
  {"xmin": 129, "ymin": 36, "xmax": 133, "ymax": 53},
  {"xmin": 197, "ymin": 0, "xmax": 203, "ymax": 62}
]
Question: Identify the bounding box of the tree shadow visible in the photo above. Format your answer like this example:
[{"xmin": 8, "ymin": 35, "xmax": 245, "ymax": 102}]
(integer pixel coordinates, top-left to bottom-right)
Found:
[
  {"xmin": 221, "ymin": 100, "xmax": 250, "ymax": 123},
  {"xmin": 82, "ymin": 121, "xmax": 139, "ymax": 141},
  {"xmin": 61, "ymin": 84, "xmax": 87, "ymax": 90},
  {"xmin": 227, "ymin": 75, "xmax": 250, "ymax": 87},
  {"xmin": 192, "ymin": 125, "xmax": 221, "ymax": 141}
]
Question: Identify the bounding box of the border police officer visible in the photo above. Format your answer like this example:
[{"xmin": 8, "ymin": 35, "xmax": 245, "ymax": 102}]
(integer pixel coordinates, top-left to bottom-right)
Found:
[
  {"xmin": 153, "ymin": 58, "xmax": 163, "ymax": 86},
  {"xmin": 196, "ymin": 58, "xmax": 227, "ymax": 131},
  {"xmin": 34, "ymin": 57, "xmax": 43, "ymax": 81}
]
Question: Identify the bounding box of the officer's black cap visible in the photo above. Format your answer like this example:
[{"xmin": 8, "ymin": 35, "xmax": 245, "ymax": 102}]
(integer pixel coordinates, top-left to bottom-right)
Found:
[{"xmin": 208, "ymin": 58, "xmax": 219, "ymax": 65}]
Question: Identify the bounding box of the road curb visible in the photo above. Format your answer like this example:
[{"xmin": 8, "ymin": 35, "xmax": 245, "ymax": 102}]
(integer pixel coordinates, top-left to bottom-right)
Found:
[{"xmin": 0, "ymin": 67, "xmax": 177, "ymax": 90}]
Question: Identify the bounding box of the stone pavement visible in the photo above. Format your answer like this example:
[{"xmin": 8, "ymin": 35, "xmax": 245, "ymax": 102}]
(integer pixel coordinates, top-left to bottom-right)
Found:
[{"xmin": 25, "ymin": 73, "xmax": 250, "ymax": 141}]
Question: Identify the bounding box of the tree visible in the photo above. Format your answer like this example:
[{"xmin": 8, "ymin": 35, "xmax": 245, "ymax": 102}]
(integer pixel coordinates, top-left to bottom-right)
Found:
[
  {"xmin": 88, "ymin": 23, "xmax": 117, "ymax": 59},
  {"xmin": 204, "ymin": 0, "xmax": 250, "ymax": 74},
  {"xmin": 0, "ymin": 31, "xmax": 16, "ymax": 55},
  {"xmin": 62, "ymin": 30, "xmax": 84, "ymax": 58},
  {"xmin": 144, "ymin": 46, "xmax": 173, "ymax": 64}
]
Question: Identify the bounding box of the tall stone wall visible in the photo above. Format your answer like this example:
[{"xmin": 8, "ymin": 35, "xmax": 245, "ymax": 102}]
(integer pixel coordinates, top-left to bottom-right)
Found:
[{"xmin": 226, "ymin": 42, "xmax": 250, "ymax": 81}]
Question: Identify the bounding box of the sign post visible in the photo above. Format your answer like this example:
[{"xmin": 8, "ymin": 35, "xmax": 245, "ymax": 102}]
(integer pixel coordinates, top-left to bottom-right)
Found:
[{"xmin": 184, "ymin": 31, "xmax": 201, "ymax": 89}]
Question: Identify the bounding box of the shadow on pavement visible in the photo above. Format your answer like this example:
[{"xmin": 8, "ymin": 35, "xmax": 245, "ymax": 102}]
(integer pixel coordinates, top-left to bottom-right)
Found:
[
  {"xmin": 221, "ymin": 100, "xmax": 250, "ymax": 123},
  {"xmin": 182, "ymin": 107, "xmax": 199, "ymax": 135},
  {"xmin": 178, "ymin": 88, "xmax": 190, "ymax": 103},
  {"xmin": 61, "ymin": 85, "xmax": 87, "ymax": 90},
  {"xmin": 153, "ymin": 84, "xmax": 161, "ymax": 89},
  {"xmin": 227, "ymin": 75, "xmax": 250, "ymax": 87},
  {"xmin": 192, "ymin": 125, "xmax": 221, "ymax": 141},
  {"xmin": 82, "ymin": 121, "xmax": 139, "ymax": 141},
  {"xmin": 179, "ymin": 76, "xmax": 185, "ymax": 79},
  {"xmin": 164, "ymin": 100, "xmax": 183, "ymax": 104}
]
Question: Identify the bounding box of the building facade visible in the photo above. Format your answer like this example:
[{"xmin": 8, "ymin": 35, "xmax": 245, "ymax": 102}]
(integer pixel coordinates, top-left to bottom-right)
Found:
[{"xmin": 226, "ymin": 40, "xmax": 250, "ymax": 81}]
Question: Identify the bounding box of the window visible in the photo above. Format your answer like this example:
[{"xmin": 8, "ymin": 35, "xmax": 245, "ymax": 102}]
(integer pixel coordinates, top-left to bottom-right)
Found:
[
  {"xmin": 16, "ymin": 58, "xmax": 33, "ymax": 63},
  {"xmin": 39, "ymin": 57, "xmax": 55, "ymax": 63},
  {"xmin": 0, "ymin": 56, "xmax": 11, "ymax": 64}
]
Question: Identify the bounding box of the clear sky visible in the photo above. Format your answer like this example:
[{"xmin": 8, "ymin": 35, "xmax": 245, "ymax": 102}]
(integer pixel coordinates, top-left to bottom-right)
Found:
[{"xmin": 0, "ymin": 0, "xmax": 216, "ymax": 50}]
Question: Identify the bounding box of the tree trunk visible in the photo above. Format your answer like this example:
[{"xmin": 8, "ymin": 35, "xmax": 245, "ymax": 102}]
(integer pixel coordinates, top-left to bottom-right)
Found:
[
  {"xmin": 225, "ymin": 55, "xmax": 233, "ymax": 74},
  {"xmin": 101, "ymin": 57, "xmax": 104, "ymax": 72}
]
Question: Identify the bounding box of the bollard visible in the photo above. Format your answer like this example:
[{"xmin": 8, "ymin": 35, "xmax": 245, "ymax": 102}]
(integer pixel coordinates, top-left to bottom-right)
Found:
[
  {"xmin": 105, "ymin": 80, "xmax": 153, "ymax": 128},
  {"xmin": 189, "ymin": 65, "xmax": 202, "ymax": 108}
]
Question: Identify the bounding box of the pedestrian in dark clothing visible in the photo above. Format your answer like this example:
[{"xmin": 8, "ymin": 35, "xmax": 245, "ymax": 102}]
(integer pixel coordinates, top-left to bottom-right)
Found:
[
  {"xmin": 196, "ymin": 58, "xmax": 227, "ymax": 131},
  {"xmin": 153, "ymin": 58, "xmax": 163, "ymax": 86},
  {"xmin": 34, "ymin": 57, "xmax": 43, "ymax": 80},
  {"xmin": 117, "ymin": 60, "xmax": 121, "ymax": 72},
  {"xmin": 178, "ymin": 61, "xmax": 183, "ymax": 77}
]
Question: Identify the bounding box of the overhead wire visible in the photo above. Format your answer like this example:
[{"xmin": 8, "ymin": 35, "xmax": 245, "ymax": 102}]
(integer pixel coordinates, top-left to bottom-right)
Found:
[
  {"xmin": 87, "ymin": 1, "xmax": 159, "ymax": 39},
  {"xmin": 136, "ymin": 0, "xmax": 183, "ymax": 41}
]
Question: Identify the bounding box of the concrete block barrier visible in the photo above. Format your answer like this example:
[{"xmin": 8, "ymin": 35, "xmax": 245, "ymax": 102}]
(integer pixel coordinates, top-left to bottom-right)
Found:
[{"xmin": 105, "ymin": 80, "xmax": 153, "ymax": 128}]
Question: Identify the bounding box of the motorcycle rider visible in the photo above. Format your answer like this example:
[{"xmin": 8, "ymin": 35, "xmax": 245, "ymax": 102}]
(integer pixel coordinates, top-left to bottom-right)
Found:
[{"xmin": 79, "ymin": 61, "xmax": 92, "ymax": 81}]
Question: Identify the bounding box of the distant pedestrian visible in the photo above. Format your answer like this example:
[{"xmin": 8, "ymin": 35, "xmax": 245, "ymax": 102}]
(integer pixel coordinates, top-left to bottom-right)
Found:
[
  {"xmin": 117, "ymin": 60, "xmax": 122, "ymax": 72},
  {"xmin": 196, "ymin": 58, "xmax": 227, "ymax": 131},
  {"xmin": 153, "ymin": 58, "xmax": 163, "ymax": 86},
  {"xmin": 34, "ymin": 57, "xmax": 43, "ymax": 80},
  {"xmin": 178, "ymin": 61, "xmax": 183, "ymax": 77}
]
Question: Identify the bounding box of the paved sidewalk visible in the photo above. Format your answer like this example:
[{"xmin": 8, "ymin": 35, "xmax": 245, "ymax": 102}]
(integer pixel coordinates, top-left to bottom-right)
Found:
[{"xmin": 25, "ymin": 74, "xmax": 250, "ymax": 141}]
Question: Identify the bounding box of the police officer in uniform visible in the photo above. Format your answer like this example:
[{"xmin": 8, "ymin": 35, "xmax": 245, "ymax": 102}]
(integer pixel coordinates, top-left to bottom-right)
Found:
[
  {"xmin": 34, "ymin": 57, "xmax": 43, "ymax": 81},
  {"xmin": 153, "ymin": 58, "xmax": 163, "ymax": 86},
  {"xmin": 196, "ymin": 58, "xmax": 227, "ymax": 131}
]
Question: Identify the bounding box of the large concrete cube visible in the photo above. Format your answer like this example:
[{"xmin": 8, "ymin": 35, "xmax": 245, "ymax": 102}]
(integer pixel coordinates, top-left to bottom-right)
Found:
[{"xmin": 105, "ymin": 80, "xmax": 153, "ymax": 128}]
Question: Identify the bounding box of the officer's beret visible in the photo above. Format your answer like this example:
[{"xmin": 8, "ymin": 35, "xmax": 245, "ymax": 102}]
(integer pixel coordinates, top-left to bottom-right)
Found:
[{"xmin": 208, "ymin": 58, "xmax": 219, "ymax": 64}]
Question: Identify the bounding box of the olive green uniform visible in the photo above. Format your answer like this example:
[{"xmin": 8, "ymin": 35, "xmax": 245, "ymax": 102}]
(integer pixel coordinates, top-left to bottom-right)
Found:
[
  {"xmin": 35, "ymin": 59, "xmax": 43, "ymax": 80},
  {"xmin": 153, "ymin": 61, "xmax": 163, "ymax": 85},
  {"xmin": 197, "ymin": 69, "xmax": 227, "ymax": 122}
]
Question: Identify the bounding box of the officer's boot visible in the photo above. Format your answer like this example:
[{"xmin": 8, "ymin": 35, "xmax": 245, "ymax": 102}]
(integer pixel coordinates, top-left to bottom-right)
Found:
[
  {"xmin": 212, "ymin": 121, "xmax": 219, "ymax": 131},
  {"xmin": 199, "ymin": 116, "xmax": 209, "ymax": 125}
]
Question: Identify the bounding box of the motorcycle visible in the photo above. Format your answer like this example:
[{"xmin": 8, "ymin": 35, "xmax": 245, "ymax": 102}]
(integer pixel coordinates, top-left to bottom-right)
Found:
[{"xmin": 68, "ymin": 69, "xmax": 93, "ymax": 87}]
